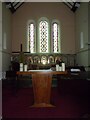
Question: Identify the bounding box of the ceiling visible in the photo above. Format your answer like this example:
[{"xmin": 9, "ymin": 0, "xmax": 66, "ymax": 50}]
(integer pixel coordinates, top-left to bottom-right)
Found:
[
  {"xmin": 6, "ymin": 1, "xmax": 24, "ymax": 13},
  {"xmin": 5, "ymin": 1, "xmax": 80, "ymax": 14}
]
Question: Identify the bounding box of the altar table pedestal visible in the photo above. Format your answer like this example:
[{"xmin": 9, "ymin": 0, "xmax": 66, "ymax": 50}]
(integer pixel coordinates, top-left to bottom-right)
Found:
[{"xmin": 17, "ymin": 70, "xmax": 67, "ymax": 107}]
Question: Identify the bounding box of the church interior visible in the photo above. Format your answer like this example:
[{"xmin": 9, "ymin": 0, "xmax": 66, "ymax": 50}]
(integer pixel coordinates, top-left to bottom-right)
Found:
[{"xmin": 0, "ymin": 1, "xmax": 90, "ymax": 119}]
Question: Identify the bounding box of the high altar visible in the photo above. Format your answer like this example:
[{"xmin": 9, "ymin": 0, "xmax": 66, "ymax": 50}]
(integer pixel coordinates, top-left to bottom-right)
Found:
[{"xmin": 17, "ymin": 70, "xmax": 67, "ymax": 107}]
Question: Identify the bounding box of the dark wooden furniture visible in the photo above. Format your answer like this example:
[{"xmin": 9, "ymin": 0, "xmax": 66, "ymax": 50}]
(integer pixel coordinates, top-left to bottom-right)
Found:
[{"xmin": 17, "ymin": 70, "xmax": 67, "ymax": 107}]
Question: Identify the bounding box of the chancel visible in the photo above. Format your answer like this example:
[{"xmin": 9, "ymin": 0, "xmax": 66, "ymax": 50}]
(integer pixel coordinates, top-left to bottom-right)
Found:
[{"xmin": 0, "ymin": 1, "xmax": 90, "ymax": 118}]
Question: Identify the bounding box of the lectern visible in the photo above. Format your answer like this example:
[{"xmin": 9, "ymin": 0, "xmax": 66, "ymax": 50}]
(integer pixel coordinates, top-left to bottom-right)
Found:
[{"xmin": 17, "ymin": 70, "xmax": 67, "ymax": 107}]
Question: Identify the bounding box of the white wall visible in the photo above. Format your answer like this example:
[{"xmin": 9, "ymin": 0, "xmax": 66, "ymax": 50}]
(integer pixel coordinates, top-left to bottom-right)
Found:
[
  {"xmin": 75, "ymin": 2, "xmax": 89, "ymax": 71},
  {"xmin": 0, "ymin": 1, "xmax": 2, "ymax": 119},
  {"xmin": 2, "ymin": 3, "xmax": 12, "ymax": 72},
  {"xmin": 0, "ymin": 3, "xmax": 12, "ymax": 118},
  {"xmin": 0, "ymin": 2, "xmax": 2, "ymax": 79},
  {"xmin": 12, "ymin": 3, "xmax": 75, "ymax": 54},
  {"xmin": 88, "ymin": 2, "xmax": 90, "ymax": 71}
]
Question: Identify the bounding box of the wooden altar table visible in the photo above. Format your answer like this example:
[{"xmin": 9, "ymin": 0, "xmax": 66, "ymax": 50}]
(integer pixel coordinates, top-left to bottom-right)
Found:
[{"xmin": 17, "ymin": 70, "xmax": 67, "ymax": 107}]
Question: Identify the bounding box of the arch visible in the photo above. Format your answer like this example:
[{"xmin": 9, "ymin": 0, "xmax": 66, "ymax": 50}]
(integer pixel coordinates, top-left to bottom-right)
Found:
[
  {"xmin": 27, "ymin": 20, "xmax": 36, "ymax": 53},
  {"xmin": 37, "ymin": 17, "xmax": 50, "ymax": 53},
  {"xmin": 51, "ymin": 19, "xmax": 61, "ymax": 53}
]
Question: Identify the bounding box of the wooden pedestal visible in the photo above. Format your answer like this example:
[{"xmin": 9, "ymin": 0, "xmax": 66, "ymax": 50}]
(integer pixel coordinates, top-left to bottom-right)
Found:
[
  {"xmin": 31, "ymin": 74, "xmax": 54, "ymax": 107},
  {"xmin": 17, "ymin": 71, "xmax": 67, "ymax": 107}
]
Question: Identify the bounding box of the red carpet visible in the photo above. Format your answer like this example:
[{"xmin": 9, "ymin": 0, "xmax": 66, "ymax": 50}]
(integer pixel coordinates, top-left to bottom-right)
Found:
[{"xmin": 2, "ymin": 87, "xmax": 88, "ymax": 118}]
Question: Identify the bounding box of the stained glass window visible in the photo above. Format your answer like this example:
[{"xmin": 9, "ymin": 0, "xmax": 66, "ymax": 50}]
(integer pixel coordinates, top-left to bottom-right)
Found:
[
  {"xmin": 52, "ymin": 22, "xmax": 59, "ymax": 53},
  {"xmin": 28, "ymin": 23, "xmax": 35, "ymax": 53},
  {"xmin": 39, "ymin": 20, "xmax": 48, "ymax": 53},
  {"xmin": 27, "ymin": 18, "xmax": 61, "ymax": 53}
]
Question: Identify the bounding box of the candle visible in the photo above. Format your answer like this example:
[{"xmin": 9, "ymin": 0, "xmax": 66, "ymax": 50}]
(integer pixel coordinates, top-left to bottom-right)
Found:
[
  {"xmin": 61, "ymin": 63, "xmax": 65, "ymax": 71},
  {"xmin": 20, "ymin": 63, "xmax": 23, "ymax": 71},
  {"xmin": 24, "ymin": 65, "xmax": 27, "ymax": 71}
]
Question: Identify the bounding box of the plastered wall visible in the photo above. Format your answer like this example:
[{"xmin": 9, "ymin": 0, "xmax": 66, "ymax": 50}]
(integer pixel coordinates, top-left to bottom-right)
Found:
[{"xmin": 12, "ymin": 2, "xmax": 75, "ymax": 54}]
